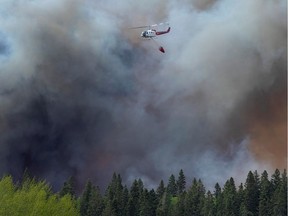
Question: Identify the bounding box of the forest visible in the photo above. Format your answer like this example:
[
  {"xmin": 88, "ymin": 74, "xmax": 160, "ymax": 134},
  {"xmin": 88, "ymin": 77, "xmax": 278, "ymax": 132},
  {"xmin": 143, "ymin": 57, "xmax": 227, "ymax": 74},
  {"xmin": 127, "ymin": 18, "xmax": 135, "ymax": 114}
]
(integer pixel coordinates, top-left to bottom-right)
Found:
[{"xmin": 0, "ymin": 169, "xmax": 286, "ymax": 216}]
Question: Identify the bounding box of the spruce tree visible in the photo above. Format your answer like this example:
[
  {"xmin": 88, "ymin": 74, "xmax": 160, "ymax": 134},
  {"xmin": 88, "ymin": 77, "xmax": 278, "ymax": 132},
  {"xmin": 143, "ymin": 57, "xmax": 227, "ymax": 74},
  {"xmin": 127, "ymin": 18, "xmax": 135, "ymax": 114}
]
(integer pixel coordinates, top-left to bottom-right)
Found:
[
  {"xmin": 138, "ymin": 188, "xmax": 158, "ymax": 216},
  {"xmin": 167, "ymin": 174, "xmax": 177, "ymax": 197},
  {"xmin": 279, "ymin": 169, "xmax": 287, "ymax": 216},
  {"xmin": 258, "ymin": 170, "xmax": 272, "ymax": 216},
  {"xmin": 127, "ymin": 179, "xmax": 142, "ymax": 216},
  {"xmin": 103, "ymin": 173, "xmax": 124, "ymax": 216},
  {"xmin": 271, "ymin": 169, "xmax": 287, "ymax": 216},
  {"xmin": 202, "ymin": 190, "xmax": 215, "ymax": 216},
  {"xmin": 239, "ymin": 202, "xmax": 253, "ymax": 216},
  {"xmin": 79, "ymin": 180, "xmax": 93, "ymax": 216},
  {"xmin": 155, "ymin": 181, "xmax": 170, "ymax": 216},
  {"xmin": 222, "ymin": 177, "xmax": 237, "ymax": 216},
  {"xmin": 244, "ymin": 171, "xmax": 259, "ymax": 215},
  {"xmin": 59, "ymin": 176, "xmax": 76, "ymax": 198},
  {"xmin": 139, "ymin": 189, "xmax": 151, "ymax": 216},
  {"xmin": 149, "ymin": 189, "xmax": 158, "ymax": 216},
  {"xmin": 237, "ymin": 183, "xmax": 246, "ymax": 215},
  {"xmin": 185, "ymin": 178, "xmax": 205, "ymax": 216},
  {"xmin": 214, "ymin": 182, "xmax": 224, "ymax": 216},
  {"xmin": 87, "ymin": 185, "xmax": 104, "ymax": 216},
  {"xmin": 176, "ymin": 191, "xmax": 186, "ymax": 216},
  {"xmin": 79, "ymin": 181, "xmax": 103, "ymax": 216},
  {"xmin": 122, "ymin": 186, "xmax": 129, "ymax": 215},
  {"xmin": 271, "ymin": 169, "xmax": 281, "ymax": 190},
  {"xmin": 177, "ymin": 169, "xmax": 186, "ymax": 195},
  {"xmin": 156, "ymin": 180, "xmax": 165, "ymax": 200}
]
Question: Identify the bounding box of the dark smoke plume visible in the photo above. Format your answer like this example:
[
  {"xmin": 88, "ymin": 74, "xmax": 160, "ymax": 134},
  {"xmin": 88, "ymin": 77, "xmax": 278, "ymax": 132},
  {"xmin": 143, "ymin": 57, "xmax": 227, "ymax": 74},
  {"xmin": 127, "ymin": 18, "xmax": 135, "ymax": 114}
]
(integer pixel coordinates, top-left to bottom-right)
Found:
[{"xmin": 0, "ymin": 0, "xmax": 286, "ymax": 189}]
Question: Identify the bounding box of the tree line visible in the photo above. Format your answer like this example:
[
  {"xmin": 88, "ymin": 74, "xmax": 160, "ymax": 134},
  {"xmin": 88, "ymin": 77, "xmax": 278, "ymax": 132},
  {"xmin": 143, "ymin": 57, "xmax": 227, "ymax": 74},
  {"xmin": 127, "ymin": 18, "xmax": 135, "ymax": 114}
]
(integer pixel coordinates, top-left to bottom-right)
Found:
[{"xmin": 0, "ymin": 169, "xmax": 286, "ymax": 216}]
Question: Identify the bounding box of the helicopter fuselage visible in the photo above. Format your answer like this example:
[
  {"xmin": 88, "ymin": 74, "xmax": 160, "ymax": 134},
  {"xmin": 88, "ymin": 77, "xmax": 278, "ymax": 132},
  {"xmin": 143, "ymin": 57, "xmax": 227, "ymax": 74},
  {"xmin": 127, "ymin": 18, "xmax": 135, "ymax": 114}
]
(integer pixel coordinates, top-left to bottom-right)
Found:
[
  {"xmin": 141, "ymin": 27, "xmax": 170, "ymax": 39},
  {"xmin": 141, "ymin": 29, "xmax": 156, "ymax": 38}
]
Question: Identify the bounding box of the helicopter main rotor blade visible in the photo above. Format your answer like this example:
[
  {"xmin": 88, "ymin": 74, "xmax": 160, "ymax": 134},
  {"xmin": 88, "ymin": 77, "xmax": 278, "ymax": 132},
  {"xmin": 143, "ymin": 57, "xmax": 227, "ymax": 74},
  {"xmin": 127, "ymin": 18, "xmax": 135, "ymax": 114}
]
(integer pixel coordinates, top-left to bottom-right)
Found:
[
  {"xmin": 154, "ymin": 22, "xmax": 169, "ymax": 26},
  {"xmin": 128, "ymin": 26, "xmax": 149, "ymax": 29},
  {"xmin": 128, "ymin": 22, "xmax": 169, "ymax": 29}
]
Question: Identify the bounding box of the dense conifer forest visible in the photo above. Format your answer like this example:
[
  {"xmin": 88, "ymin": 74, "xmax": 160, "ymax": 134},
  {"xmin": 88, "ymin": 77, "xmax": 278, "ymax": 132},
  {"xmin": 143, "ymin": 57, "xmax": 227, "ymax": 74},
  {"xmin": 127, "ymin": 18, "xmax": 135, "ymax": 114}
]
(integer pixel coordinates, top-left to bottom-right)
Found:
[{"xmin": 0, "ymin": 169, "xmax": 286, "ymax": 216}]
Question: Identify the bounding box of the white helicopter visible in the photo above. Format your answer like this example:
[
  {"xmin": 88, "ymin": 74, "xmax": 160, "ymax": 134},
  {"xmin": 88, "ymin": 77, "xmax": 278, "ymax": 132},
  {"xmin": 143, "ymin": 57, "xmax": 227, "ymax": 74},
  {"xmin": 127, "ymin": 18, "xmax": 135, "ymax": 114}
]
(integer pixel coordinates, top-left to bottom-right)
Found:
[{"xmin": 130, "ymin": 23, "xmax": 170, "ymax": 53}]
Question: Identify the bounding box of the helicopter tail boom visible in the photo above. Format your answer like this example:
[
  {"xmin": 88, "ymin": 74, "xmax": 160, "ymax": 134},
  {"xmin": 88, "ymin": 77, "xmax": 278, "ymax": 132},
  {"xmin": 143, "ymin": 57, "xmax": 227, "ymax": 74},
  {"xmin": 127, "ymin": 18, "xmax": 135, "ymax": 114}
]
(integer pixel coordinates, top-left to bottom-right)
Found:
[{"xmin": 156, "ymin": 27, "xmax": 170, "ymax": 35}]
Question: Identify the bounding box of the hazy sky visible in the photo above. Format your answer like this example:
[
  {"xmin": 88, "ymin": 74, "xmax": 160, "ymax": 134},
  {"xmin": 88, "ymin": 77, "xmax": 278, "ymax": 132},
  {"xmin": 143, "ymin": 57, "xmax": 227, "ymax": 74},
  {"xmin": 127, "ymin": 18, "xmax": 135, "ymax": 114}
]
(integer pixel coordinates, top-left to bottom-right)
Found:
[{"xmin": 0, "ymin": 0, "xmax": 286, "ymax": 190}]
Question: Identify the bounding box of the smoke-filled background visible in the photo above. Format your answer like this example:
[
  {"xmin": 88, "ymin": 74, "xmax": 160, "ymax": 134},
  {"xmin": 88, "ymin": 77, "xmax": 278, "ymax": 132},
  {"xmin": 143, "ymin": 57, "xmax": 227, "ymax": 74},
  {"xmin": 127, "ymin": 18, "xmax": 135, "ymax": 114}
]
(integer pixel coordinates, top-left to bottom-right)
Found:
[{"xmin": 0, "ymin": 0, "xmax": 286, "ymax": 190}]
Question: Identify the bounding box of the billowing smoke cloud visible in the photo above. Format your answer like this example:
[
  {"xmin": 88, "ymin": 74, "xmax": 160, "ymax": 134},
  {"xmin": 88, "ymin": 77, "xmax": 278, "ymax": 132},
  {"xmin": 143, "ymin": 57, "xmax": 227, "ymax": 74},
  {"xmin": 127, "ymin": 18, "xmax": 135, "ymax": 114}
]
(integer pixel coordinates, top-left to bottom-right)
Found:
[{"xmin": 0, "ymin": 0, "xmax": 286, "ymax": 190}]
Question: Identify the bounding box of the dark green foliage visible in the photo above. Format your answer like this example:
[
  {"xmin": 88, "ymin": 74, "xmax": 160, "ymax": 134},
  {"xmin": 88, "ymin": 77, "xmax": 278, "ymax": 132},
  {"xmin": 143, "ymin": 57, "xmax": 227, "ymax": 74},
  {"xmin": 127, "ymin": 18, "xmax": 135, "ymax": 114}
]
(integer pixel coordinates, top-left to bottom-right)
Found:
[
  {"xmin": 214, "ymin": 182, "xmax": 224, "ymax": 216},
  {"xmin": 139, "ymin": 189, "xmax": 150, "ymax": 216},
  {"xmin": 167, "ymin": 174, "xmax": 177, "ymax": 196},
  {"xmin": 177, "ymin": 169, "xmax": 186, "ymax": 195},
  {"xmin": 156, "ymin": 180, "xmax": 165, "ymax": 200},
  {"xmin": 122, "ymin": 186, "xmax": 129, "ymax": 215},
  {"xmin": 155, "ymin": 192, "xmax": 166, "ymax": 216},
  {"xmin": 270, "ymin": 169, "xmax": 287, "ymax": 216},
  {"xmin": 139, "ymin": 188, "xmax": 158, "ymax": 216},
  {"xmin": 244, "ymin": 171, "xmax": 260, "ymax": 215},
  {"xmin": 202, "ymin": 190, "xmax": 215, "ymax": 216},
  {"xmin": 0, "ymin": 169, "xmax": 286, "ymax": 215},
  {"xmin": 80, "ymin": 180, "xmax": 92, "ymax": 216},
  {"xmin": 127, "ymin": 179, "xmax": 142, "ymax": 216},
  {"xmin": 88, "ymin": 186, "xmax": 104, "ymax": 216},
  {"xmin": 258, "ymin": 170, "xmax": 272, "ymax": 216},
  {"xmin": 59, "ymin": 176, "xmax": 76, "ymax": 198},
  {"xmin": 222, "ymin": 177, "xmax": 237, "ymax": 216},
  {"xmin": 103, "ymin": 173, "xmax": 125, "ymax": 216},
  {"xmin": 185, "ymin": 178, "xmax": 205, "ymax": 216},
  {"xmin": 79, "ymin": 180, "xmax": 104, "ymax": 216}
]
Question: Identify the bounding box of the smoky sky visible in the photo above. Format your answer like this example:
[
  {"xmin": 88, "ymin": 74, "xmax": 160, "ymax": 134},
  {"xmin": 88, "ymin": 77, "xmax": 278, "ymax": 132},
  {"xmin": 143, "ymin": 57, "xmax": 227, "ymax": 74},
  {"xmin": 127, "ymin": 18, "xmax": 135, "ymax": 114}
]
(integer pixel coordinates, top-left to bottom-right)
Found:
[{"xmin": 0, "ymin": 0, "xmax": 286, "ymax": 190}]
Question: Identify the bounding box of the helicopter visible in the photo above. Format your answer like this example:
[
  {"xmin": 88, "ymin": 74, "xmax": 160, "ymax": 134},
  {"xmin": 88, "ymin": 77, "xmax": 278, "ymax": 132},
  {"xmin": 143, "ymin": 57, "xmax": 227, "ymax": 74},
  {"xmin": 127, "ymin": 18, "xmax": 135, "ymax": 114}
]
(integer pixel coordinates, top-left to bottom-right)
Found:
[{"xmin": 130, "ymin": 23, "xmax": 170, "ymax": 53}]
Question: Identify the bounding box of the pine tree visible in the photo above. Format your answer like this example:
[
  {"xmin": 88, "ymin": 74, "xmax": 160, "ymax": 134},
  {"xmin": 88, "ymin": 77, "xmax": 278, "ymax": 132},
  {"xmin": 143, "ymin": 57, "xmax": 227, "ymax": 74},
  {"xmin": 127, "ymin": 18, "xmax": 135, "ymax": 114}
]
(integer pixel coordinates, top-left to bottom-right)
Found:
[
  {"xmin": 87, "ymin": 185, "xmax": 104, "ymax": 216},
  {"xmin": 137, "ymin": 179, "xmax": 144, "ymax": 194},
  {"xmin": 80, "ymin": 180, "xmax": 93, "ymax": 216},
  {"xmin": 103, "ymin": 173, "xmax": 124, "ymax": 216},
  {"xmin": 167, "ymin": 175, "xmax": 177, "ymax": 197},
  {"xmin": 139, "ymin": 189, "xmax": 151, "ymax": 216},
  {"xmin": 156, "ymin": 180, "xmax": 165, "ymax": 201},
  {"xmin": 122, "ymin": 186, "xmax": 129, "ymax": 215},
  {"xmin": 148, "ymin": 189, "xmax": 158, "ymax": 216},
  {"xmin": 156, "ymin": 190, "xmax": 170, "ymax": 216},
  {"xmin": 271, "ymin": 169, "xmax": 287, "ymax": 216},
  {"xmin": 237, "ymin": 183, "xmax": 246, "ymax": 215},
  {"xmin": 271, "ymin": 169, "xmax": 281, "ymax": 190},
  {"xmin": 279, "ymin": 169, "xmax": 287, "ymax": 216},
  {"xmin": 258, "ymin": 170, "xmax": 272, "ymax": 216},
  {"xmin": 59, "ymin": 176, "xmax": 76, "ymax": 198},
  {"xmin": 156, "ymin": 180, "xmax": 166, "ymax": 216},
  {"xmin": 127, "ymin": 197, "xmax": 136, "ymax": 216},
  {"xmin": 214, "ymin": 182, "xmax": 224, "ymax": 216},
  {"xmin": 244, "ymin": 171, "xmax": 259, "ymax": 215},
  {"xmin": 222, "ymin": 177, "xmax": 237, "ymax": 216},
  {"xmin": 202, "ymin": 190, "xmax": 215, "ymax": 216},
  {"xmin": 139, "ymin": 188, "xmax": 158, "ymax": 216},
  {"xmin": 175, "ymin": 191, "xmax": 186, "ymax": 216},
  {"xmin": 185, "ymin": 178, "xmax": 205, "ymax": 216},
  {"xmin": 177, "ymin": 169, "xmax": 186, "ymax": 195},
  {"xmin": 239, "ymin": 202, "xmax": 253, "ymax": 216},
  {"xmin": 127, "ymin": 179, "xmax": 142, "ymax": 216}
]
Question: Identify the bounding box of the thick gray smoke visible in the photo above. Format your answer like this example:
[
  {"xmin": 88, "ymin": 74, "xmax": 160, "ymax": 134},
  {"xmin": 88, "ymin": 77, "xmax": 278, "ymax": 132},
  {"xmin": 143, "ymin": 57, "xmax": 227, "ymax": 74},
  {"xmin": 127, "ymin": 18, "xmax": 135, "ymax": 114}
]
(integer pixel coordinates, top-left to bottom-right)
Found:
[{"xmin": 0, "ymin": 0, "xmax": 286, "ymax": 189}]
